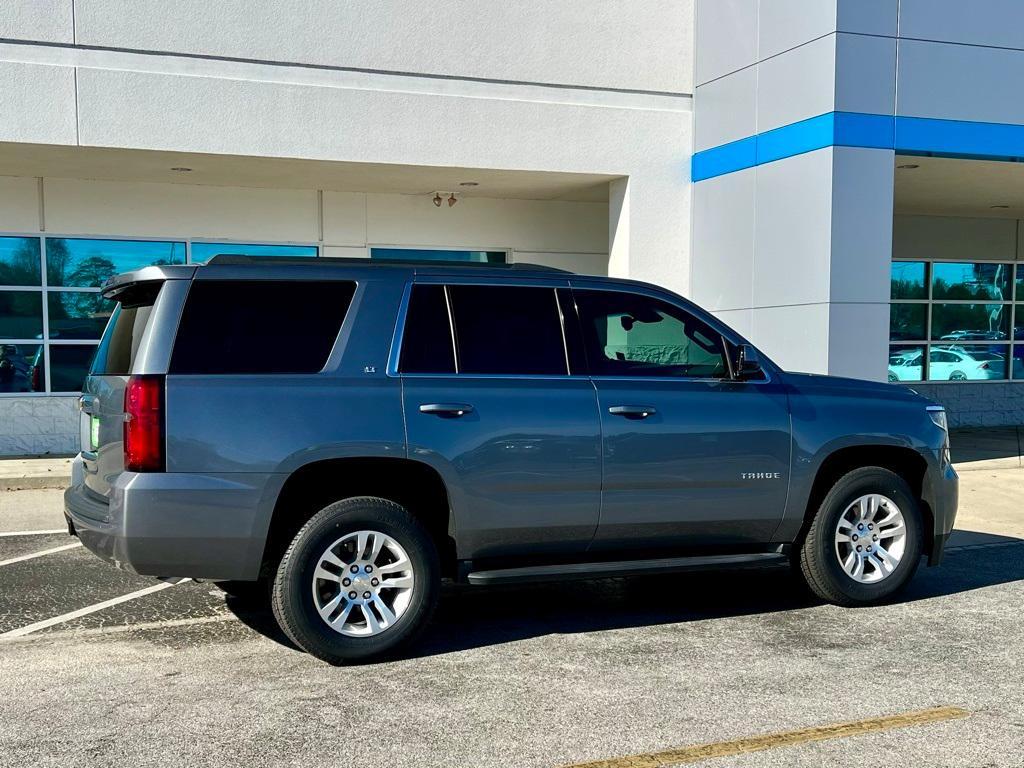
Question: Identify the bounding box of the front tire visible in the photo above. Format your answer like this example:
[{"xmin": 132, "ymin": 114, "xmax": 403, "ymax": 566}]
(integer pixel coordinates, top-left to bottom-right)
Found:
[
  {"xmin": 271, "ymin": 496, "xmax": 440, "ymax": 663},
  {"xmin": 798, "ymin": 467, "xmax": 923, "ymax": 606}
]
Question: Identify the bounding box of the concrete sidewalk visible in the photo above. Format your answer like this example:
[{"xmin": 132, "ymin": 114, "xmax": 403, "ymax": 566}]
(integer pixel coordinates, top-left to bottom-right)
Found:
[{"xmin": 0, "ymin": 426, "xmax": 1021, "ymax": 490}]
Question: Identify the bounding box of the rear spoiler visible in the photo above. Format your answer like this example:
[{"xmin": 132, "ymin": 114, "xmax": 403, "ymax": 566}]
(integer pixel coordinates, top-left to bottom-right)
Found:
[{"xmin": 101, "ymin": 265, "xmax": 197, "ymax": 301}]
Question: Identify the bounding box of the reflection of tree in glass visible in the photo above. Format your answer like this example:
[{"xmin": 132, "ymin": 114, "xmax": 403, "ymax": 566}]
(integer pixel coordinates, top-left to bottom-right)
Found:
[
  {"xmin": 45, "ymin": 238, "xmax": 71, "ymax": 286},
  {"xmin": 934, "ymin": 263, "xmax": 1006, "ymax": 300},
  {"xmin": 67, "ymin": 254, "xmax": 117, "ymax": 289},
  {"xmin": 0, "ymin": 239, "xmax": 41, "ymax": 285}
]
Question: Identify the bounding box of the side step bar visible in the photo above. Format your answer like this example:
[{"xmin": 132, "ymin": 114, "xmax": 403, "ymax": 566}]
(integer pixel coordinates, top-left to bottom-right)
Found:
[{"xmin": 465, "ymin": 551, "xmax": 788, "ymax": 586}]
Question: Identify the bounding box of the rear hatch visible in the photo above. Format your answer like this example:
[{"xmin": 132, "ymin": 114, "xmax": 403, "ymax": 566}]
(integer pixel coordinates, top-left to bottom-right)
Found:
[{"xmin": 79, "ymin": 269, "xmax": 191, "ymax": 501}]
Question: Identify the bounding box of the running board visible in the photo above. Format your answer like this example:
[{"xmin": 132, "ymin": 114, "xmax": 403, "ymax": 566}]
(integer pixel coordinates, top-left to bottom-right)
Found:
[{"xmin": 465, "ymin": 552, "xmax": 788, "ymax": 586}]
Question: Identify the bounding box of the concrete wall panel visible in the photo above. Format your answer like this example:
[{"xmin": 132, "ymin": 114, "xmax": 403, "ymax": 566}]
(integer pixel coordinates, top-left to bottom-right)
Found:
[
  {"xmin": 694, "ymin": 0, "xmax": 758, "ymax": 85},
  {"xmin": 757, "ymin": 0, "xmax": 837, "ymax": 62},
  {"xmin": 0, "ymin": 61, "xmax": 77, "ymax": 146},
  {"xmin": 0, "ymin": 176, "xmax": 40, "ymax": 232},
  {"xmin": 893, "ymin": 215, "xmax": 1018, "ymax": 262},
  {"xmin": 0, "ymin": 1, "xmax": 74, "ymax": 44},
  {"xmin": 835, "ymin": 33, "xmax": 896, "ymax": 117},
  {"xmin": 74, "ymin": 0, "xmax": 693, "ymax": 94},
  {"xmin": 837, "ymin": 0, "xmax": 898, "ymax": 37},
  {"xmin": 690, "ymin": 167, "xmax": 755, "ymax": 311},
  {"xmin": 694, "ymin": 67, "xmax": 757, "ymax": 151},
  {"xmin": 756, "ymin": 35, "xmax": 836, "ymax": 132},
  {"xmin": 899, "ymin": 0, "xmax": 1024, "ymax": 51}
]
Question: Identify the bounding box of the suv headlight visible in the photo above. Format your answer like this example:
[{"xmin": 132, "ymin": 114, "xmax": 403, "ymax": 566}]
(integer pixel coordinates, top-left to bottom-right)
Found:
[{"xmin": 926, "ymin": 405, "xmax": 948, "ymax": 432}]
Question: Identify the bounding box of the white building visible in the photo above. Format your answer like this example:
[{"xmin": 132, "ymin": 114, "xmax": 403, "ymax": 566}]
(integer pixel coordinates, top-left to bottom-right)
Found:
[{"xmin": 0, "ymin": 1, "xmax": 1022, "ymax": 455}]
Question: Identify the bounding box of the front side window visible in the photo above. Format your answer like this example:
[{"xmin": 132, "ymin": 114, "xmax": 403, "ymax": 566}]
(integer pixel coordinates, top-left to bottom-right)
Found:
[{"xmin": 573, "ymin": 289, "xmax": 729, "ymax": 379}]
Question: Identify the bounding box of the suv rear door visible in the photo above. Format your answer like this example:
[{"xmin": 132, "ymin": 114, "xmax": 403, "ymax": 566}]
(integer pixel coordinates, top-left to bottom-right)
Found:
[
  {"xmin": 570, "ymin": 283, "xmax": 791, "ymax": 551},
  {"xmin": 397, "ymin": 278, "xmax": 602, "ymax": 560}
]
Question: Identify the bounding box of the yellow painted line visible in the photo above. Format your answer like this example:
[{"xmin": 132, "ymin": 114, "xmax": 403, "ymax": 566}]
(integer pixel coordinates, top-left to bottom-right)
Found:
[{"xmin": 563, "ymin": 706, "xmax": 970, "ymax": 768}]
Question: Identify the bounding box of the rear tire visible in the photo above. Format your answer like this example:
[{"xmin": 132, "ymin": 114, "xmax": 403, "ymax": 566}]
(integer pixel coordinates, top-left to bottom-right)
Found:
[
  {"xmin": 798, "ymin": 467, "xmax": 923, "ymax": 606},
  {"xmin": 271, "ymin": 496, "xmax": 439, "ymax": 664}
]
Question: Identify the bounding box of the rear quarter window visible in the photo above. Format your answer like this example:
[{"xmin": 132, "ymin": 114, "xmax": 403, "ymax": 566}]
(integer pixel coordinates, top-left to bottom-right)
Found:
[
  {"xmin": 169, "ymin": 280, "xmax": 355, "ymax": 374},
  {"xmin": 91, "ymin": 282, "xmax": 162, "ymax": 376}
]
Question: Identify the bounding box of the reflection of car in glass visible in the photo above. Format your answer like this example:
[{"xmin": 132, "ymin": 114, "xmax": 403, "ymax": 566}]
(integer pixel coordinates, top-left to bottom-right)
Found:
[
  {"xmin": 939, "ymin": 330, "xmax": 1008, "ymax": 341},
  {"xmin": 0, "ymin": 345, "xmax": 34, "ymax": 392},
  {"xmin": 887, "ymin": 352, "xmax": 923, "ymax": 382},
  {"xmin": 928, "ymin": 348, "xmax": 1003, "ymax": 380}
]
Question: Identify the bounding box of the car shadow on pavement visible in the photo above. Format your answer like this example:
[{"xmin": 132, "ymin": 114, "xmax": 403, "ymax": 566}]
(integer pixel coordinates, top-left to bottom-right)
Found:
[{"xmin": 223, "ymin": 531, "xmax": 1024, "ymax": 661}]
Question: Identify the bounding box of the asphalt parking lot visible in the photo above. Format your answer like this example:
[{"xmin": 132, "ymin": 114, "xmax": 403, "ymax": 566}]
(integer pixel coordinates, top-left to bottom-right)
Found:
[{"xmin": 1, "ymin": 473, "xmax": 1023, "ymax": 768}]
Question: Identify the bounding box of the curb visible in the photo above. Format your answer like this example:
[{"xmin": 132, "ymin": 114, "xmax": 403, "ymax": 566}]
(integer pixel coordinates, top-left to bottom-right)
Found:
[{"xmin": 0, "ymin": 476, "xmax": 71, "ymax": 492}]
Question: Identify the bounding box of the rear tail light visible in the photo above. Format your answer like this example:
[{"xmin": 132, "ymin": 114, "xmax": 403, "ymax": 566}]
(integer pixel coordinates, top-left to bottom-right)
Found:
[{"xmin": 124, "ymin": 374, "xmax": 165, "ymax": 472}]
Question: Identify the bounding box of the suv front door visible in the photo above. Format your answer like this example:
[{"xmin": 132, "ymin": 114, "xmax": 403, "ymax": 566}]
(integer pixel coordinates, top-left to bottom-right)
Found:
[
  {"xmin": 396, "ymin": 279, "xmax": 602, "ymax": 560},
  {"xmin": 570, "ymin": 284, "xmax": 791, "ymax": 552}
]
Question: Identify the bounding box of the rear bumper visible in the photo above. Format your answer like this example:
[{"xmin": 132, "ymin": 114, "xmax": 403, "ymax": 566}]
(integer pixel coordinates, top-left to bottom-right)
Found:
[
  {"xmin": 923, "ymin": 459, "xmax": 959, "ymax": 566},
  {"xmin": 64, "ymin": 462, "xmax": 280, "ymax": 581}
]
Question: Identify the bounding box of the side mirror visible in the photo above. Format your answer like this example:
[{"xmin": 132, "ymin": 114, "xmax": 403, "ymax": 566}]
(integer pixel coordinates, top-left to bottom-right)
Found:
[{"xmin": 733, "ymin": 344, "xmax": 764, "ymax": 381}]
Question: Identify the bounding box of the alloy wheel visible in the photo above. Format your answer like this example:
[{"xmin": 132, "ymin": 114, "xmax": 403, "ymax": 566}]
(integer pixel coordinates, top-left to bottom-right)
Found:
[
  {"xmin": 311, "ymin": 530, "xmax": 415, "ymax": 637},
  {"xmin": 834, "ymin": 494, "xmax": 907, "ymax": 584}
]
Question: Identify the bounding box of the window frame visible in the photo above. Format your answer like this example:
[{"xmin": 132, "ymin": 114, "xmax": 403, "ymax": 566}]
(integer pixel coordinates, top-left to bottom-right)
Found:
[
  {"xmin": 0, "ymin": 231, "xmax": 321, "ymax": 396},
  {"xmin": 890, "ymin": 258, "xmax": 1022, "ymax": 384},
  {"xmin": 389, "ymin": 277, "xmax": 581, "ymax": 379},
  {"xmin": 568, "ymin": 285, "xmax": 740, "ymax": 383}
]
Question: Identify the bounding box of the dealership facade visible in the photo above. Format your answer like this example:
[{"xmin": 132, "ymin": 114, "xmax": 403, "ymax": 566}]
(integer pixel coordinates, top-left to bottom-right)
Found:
[{"xmin": 1, "ymin": 0, "xmax": 1024, "ymax": 455}]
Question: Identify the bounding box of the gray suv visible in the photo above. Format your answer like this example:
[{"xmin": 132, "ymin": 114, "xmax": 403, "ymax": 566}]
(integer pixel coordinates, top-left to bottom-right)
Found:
[{"xmin": 65, "ymin": 257, "xmax": 958, "ymax": 663}]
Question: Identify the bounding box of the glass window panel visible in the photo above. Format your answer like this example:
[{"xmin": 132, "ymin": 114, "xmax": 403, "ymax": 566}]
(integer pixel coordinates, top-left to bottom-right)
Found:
[
  {"xmin": 49, "ymin": 344, "xmax": 97, "ymax": 392},
  {"xmin": 0, "ymin": 290, "xmax": 43, "ymax": 339},
  {"xmin": 574, "ymin": 289, "xmax": 729, "ymax": 379},
  {"xmin": 190, "ymin": 242, "xmax": 318, "ymax": 264},
  {"xmin": 46, "ymin": 238, "xmax": 185, "ymax": 287},
  {"xmin": 889, "ymin": 303, "xmax": 927, "ymax": 341},
  {"xmin": 932, "ymin": 262, "xmax": 1011, "ymax": 300},
  {"xmin": 931, "ymin": 303, "xmax": 1009, "ymax": 341},
  {"xmin": 928, "ymin": 344, "xmax": 1008, "ymax": 381},
  {"xmin": 0, "ymin": 237, "xmax": 41, "ymax": 286},
  {"xmin": 370, "ymin": 248, "xmax": 506, "ymax": 264},
  {"xmin": 1013, "ymin": 346, "xmax": 1024, "ymax": 380},
  {"xmin": 887, "ymin": 344, "xmax": 925, "ymax": 383},
  {"xmin": 1016, "ymin": 306, "xmax": 1024, "ymax": 341},
  {"xmin": 169, "ymin": 280, "xmax": 355, "ymax": 374},
  {"xmin": 399, "ymin": 285, "xmax": 456, "ymax": 374},
  {"xmin": 47, "ymin": 292, "xmax": 115, "ymax": 340},
  {"xmin": 0, "ymin": 344, "xmax": 43, "ymax": 393},
  {"xmin": 446, "ymin": 285, "xmax": 567, "ymax": 376},
  {"xmin": 91, "ymin": 284, "xmax": 162, "ymax": 376},
  {"xmin": 890, "ymin": 262, "xmax": 927, "ymax": 299}
]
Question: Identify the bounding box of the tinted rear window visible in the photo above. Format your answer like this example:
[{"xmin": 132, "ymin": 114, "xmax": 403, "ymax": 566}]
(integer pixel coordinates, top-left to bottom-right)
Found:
[
  {"xmin": 169, "ymin": 280, "xmax": 355, "ymax": 374},
  {"xmin": 91, "ymin": 282, "xmax": 162, "ymax": 376},
  {"xmin": 399, "ymin": 285, "xmax": 456, "ymax": 374},
  {"xmin": 447, "ymin": 285, "xmax": 567, "ymax": 376}
]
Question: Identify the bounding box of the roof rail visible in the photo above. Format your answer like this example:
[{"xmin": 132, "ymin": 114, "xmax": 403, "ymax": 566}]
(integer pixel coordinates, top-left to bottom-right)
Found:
[{"xmin": 204, "ymin": 254, "xmax": 571, "ymax": 273}]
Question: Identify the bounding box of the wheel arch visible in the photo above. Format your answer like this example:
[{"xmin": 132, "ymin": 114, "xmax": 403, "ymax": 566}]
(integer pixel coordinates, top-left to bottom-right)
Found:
[
  {"xmin": 259, "ymin": 457, "xmax": 456, "ymax": 579},
  {"xmin": 797, "ymin": 445, "xmax": 934, "ymax": 560}
]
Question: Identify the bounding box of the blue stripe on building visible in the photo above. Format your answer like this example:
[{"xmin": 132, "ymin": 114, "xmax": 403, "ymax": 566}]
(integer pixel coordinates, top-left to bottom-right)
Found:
[{"xmin": 692, "ymin": 113, "xmax": 1024, "ymax": 181}]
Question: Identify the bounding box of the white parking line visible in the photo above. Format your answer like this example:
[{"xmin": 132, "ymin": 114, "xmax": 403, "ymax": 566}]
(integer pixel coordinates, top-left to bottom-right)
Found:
[
  {"xmin": 0, "ymin": 529, "xmax": 68, "ymax": 538},
  {"xmin": 0, "ymin": 542, "xmax": 81, "ymax": 567},
  {"xmin": 1, "ymin": 579, "xmax": 189, "ymax": 639}
]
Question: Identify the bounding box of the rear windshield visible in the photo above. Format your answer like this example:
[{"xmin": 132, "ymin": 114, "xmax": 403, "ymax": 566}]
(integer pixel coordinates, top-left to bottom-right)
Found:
[
  {"xmin": 90, "ymin": 282, "xmax": 162, "ymax": 376},
  {"xmin": 169, "ymin": 280, "xmax": 355, "ymax": 374}
]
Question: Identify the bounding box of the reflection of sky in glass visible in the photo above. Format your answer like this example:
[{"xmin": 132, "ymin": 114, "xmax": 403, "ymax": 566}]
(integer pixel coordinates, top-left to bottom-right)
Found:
[
  {"xmin": 47, "ymin": 239, "xmax": 185, "ymax": 287},
  {"xmin": 932, "ymin": 262, "xmax": 1008, "ymax": 300},
  {"xmin": 890, "ymin": 262, "xmax": 926, "ymax": 299},
  {"xmin": 370, "ymin": 249, "xmax": 506, "ymax": 263},
  {"xmin": 190, "ymin": 242, "xmax": 318, "ymax": 263}
]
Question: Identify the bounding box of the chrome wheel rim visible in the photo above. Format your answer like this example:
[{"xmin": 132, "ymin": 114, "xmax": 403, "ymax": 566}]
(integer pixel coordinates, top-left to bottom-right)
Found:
[
  {"xmin": 834, "ymin": 494, "xmax": 907, "ymax": 584},
  {"xmin": 311, "ymin": 530, "xmax": 415, "ymax": 637}
]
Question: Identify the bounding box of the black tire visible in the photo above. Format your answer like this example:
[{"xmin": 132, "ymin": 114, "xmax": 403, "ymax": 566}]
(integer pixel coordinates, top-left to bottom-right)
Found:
[
  {"xmin": 214, "ymin": 579, "xmax": 271, "ymax": 604},
  {"xmin": 271, "ymin": 496, "xmax": 439, "ymax": 664},
  {"xmin": 798, "ymin": 467, "xmax": 923, "ymax": 606}
]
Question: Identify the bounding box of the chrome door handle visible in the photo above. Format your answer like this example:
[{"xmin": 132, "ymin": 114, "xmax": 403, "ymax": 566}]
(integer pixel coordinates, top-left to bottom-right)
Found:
[
  {"xmin": 608, "ymin": 405, "xmax": 656, "ymax": 419},
  {"xmin": 419, "ymin": 403, "xmax": 474, "ymax": 417}
]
